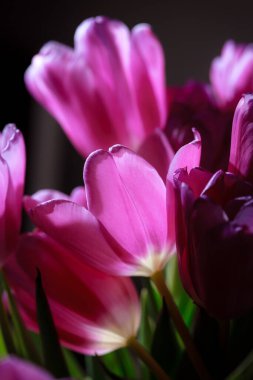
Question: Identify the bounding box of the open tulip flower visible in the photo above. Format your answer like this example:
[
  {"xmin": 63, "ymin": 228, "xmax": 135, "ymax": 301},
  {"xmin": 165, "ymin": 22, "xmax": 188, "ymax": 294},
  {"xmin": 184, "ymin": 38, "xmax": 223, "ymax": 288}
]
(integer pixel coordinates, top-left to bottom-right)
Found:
[
  {"xmin": 171, "ymin": 94, "xmax": 253, "ymax": 319},
  {"xmin": 25, "ymin": 16, "xmax": 167, "ymax": 157},
  {"xmin": 24, "ymin": 146, "xmax": 175, "ymax": 277},
  {"xmin": 0, "ymin": 124, "xmax": 25, "ymax": 267},
  {"xmin": 6, "ymin": 231, "xmax": 141, "ymax": 355}
]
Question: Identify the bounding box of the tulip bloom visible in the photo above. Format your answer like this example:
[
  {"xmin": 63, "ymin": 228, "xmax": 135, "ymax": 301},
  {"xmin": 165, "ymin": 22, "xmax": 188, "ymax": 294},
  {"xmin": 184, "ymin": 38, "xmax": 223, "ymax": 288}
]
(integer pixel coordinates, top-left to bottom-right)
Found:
[
  {"xmin": 166, "ymin": 81, "xmax": 232, "ymax": 171},
  {"xmin": 170, "ymin": 95, "xmax": 253, "ymax": 318},
  {"xmin": 24, "ymin": 146, "xmax": 175, "ymax": 277},
  {"xmin": 0, "ymin": 124, "xmax": 25, "ymax": 266},
  {"xmin": 210, "ymin": 40, "xmax": 253, "ymax": 110},
  {"xmin": 6, "ymin": 231, "xmax": 140, "ymax": 355},
  {"xmin": 0, "ymin": 356, "xmax": 59, "ymax": 380},
  {"xmin": 25, "ymin": 16, "xmax": 167, "ymax": 156}
]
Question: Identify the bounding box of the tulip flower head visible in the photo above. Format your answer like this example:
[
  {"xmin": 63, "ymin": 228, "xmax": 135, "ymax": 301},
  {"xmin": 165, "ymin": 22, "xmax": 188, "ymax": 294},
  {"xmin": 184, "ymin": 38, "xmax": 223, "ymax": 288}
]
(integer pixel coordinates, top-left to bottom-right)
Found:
[
  {"xmin": 166, "ymin": 81, "xmax": 231, "ymax": 171},
  {"xmin": 0, "ymin": 124, "xmax": 25, "ymax": 266},
  {"xmin": 6, "ymin": 231, "xmax": 141, "ymax": 355},
  {"xmin": 24, "ymin": 146, "xmax": 175, "ymax": 277},
  {"xmin": 170, "ymin": 95, "xmax": 253, "ymax": 318},
  {"xmin": 25, "ymin": 16, "xmax": 167, "ymax": 156}
]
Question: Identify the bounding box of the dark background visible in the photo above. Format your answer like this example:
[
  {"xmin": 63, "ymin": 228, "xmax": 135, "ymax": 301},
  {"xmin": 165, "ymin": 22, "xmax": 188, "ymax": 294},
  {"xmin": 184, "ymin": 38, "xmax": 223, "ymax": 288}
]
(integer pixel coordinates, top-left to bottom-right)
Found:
[{"xmin": 1, "ymin": 0, "xmax": 253, "ymax": 194}]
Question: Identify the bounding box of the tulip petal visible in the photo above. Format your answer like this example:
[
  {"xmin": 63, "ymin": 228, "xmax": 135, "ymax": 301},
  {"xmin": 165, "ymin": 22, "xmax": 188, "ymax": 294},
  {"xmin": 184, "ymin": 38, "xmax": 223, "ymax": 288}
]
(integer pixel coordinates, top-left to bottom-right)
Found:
[
  {"xmin": 131, "ymin": 24, "xmax": 167, "ymax": 131},
  {"xmin": 188, "ymin": 196, "xmax": 253, "ymax": 318},
  {"xmin": 228, "ymin": 94, "xmax": 253, "ymax": 183},
  {"xmin": 24, "ymin": 186, "xmax": 86, "ymax": 212},
  {"xmin": 6, "ymin": 232, "xmax": 140, "ymax": 355},
  {"xmin": 85, "ymin": 146, "xmax": 170, "ymax": 275},
  {"xmin": 0, "ymin": 124, "xmax": 26, "ymax": 204},
  {"xmin": 0, "ymin": 356, "xmax": 55, "ymax": 380},
  {"xmin": 138, "ymin": 129, "xmax": 174, "ymax": 181},
  {"xmin": 210, "ymin": 40, "xmax": 253, "ymax": 109},
  {"xmin": 28, "ymin": 199, "xmax": 137, "ymax": 275},
  {"xmin": 167, "ymin": 129, "xmax": 201, "ymax": 184}
]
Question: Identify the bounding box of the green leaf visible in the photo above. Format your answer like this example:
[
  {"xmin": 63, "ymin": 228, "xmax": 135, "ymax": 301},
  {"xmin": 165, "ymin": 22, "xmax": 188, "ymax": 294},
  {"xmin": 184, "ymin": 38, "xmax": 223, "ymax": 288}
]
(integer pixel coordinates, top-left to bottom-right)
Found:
[
  {"xmin": 139, "ymin": 288, "xmax": 154, "ymax": 350},
  {"xmin": 36, "ymin": 270, "xmax": 69, "ymax": 378},
  {"xmin": 1, "ymin": 271, "xmax": 41, "ymax": 363},
  {"xmin": 151, "ymin": 300, "xmax": 182, "ymax": 378},
  {"xmin": 0, "ymin": 288, "xmax": 15, "ymax": 355},
  {"xmin": 166, "ymin": 255, "xmax": 196, "ymax": 328},
  {"xmin": 0, "ymin": 328, "xmax": 7, "ymax": 358},
  {"xmin": 226, "ymin": 350, "xmax": 253, "ymax": 380},
  {"xmin": 102, "ymin": 348, "xmax": 136, "ymax": 379},
  {"xmin": 63, "ymin": 349, "xmax": 86, "ymax": 380},
  {"xmin": 85, "ymin": 356, "xmax": 107, "ymax": 380}
]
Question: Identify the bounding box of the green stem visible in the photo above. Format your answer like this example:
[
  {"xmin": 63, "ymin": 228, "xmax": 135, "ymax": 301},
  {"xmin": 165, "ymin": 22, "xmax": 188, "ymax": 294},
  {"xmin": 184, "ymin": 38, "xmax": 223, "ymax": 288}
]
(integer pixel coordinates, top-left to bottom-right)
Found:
[
  {"xmin": 152, "ymin": 271, "xmax": 213, "ymax": 380},
  {"xmin": 127, "ymin": 337, "xmax": 172, "ymax": 380},
  {"xmin": 0, "ymin": 289, "xmax": 16, "ymax": 354}
]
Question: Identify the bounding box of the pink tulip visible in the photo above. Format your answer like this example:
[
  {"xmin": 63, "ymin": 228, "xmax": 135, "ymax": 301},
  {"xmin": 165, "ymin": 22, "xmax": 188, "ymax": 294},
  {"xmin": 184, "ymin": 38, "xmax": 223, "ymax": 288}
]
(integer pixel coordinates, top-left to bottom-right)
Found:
[
  {"xmin": 0, "ymin": 356, "xmax": 57, "ymax": 380},
  {"xmin": 0, "ymin": 124, "xmax": 25, "ymax": 266},
  {"xmin": 210, "ymin": 40, "xmax": 253, "ymax": 110},
  {"xmin": 6, "ymin": 231, "xmax": 140, "ymax": 355},
  {"xmin": 25, "ymin": 16, "xmax": 167, "ymax": 156},
  {"xmin": 25, "ymin": 146, "xmax": 175, "ymax": 277},
  {"xmin": 228, "ymin": 94, "xmax": 253, "ymax": 182},
  {"xmin": 169, "ymin": 96, "xmax": 253, "ymax": 318}
]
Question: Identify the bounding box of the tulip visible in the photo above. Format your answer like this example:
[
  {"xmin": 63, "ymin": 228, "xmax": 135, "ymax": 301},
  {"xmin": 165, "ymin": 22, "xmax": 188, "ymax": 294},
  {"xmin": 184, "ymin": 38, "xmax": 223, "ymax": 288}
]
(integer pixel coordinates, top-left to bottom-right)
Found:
[
  {"xmin": 0, "ymin": 356, "xmax": 58, "ymax": 380},
  {"xmin": 210, "ymin": 40, "xmax": 253, "ymax": 110},
  {"xmin": 170, "ymin": 95, "xmax": 253, "ymax": 318},
  {"xmin": 24, "ymin": 146, "xmax": 175, "ymax": 277},
  {"xmin": 0, "ymin": 124, "xmax": 25, "ymax": 266},
  {"xmin": 166, "ymin": 81, "xmax": 231, "ymax": 171},
  {"xmin": 6, "ymin": 231, "xmax": 141, "ymax": 355},
  {"xmin": 25, "ymin": 16, "xmax": 167, "ymax": 156}
]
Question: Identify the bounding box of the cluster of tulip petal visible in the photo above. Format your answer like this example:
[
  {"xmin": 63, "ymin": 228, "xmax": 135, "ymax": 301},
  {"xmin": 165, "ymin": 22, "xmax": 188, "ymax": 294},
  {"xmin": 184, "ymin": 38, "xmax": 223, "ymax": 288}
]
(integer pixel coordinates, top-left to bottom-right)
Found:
[{"xmin": 1, "ymin": 15, "xmax": 253, "ymax": 380}]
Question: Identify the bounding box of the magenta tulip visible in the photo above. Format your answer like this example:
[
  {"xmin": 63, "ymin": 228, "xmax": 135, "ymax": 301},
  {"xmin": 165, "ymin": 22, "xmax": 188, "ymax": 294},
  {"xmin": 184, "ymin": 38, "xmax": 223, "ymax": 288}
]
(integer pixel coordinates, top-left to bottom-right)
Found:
[
  {"xmin": 6, "ymin": 231, "xmax": 140, "ymax": 355},
  {"xmin": 0, "ymin": 124, "xmax": 25, "ymax": 266},
  {"xmin": 25, "ymin": 16, "xmax": 167, "ymax": 156},
  {"xmin": 24, "ymin": 146, "xmax": 175, "ymax": 277},
  {"xmin": 210, "ymin": 40, "xmax": 253, "ymax": 110},
  {"xmin": 170, "ymin": 95, "xmax": 253, "ymax": 318},
  {"xmin": 0, "ymin": 356, "xmax": 57, "ymax": 380}
]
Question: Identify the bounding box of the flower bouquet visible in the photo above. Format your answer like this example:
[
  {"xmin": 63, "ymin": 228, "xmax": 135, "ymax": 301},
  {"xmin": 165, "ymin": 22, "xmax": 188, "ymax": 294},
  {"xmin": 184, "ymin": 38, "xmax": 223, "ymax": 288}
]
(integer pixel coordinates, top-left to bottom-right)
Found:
[{"xmin": 0, "ymin": 16, "xmax": 253, "ymax": 380}]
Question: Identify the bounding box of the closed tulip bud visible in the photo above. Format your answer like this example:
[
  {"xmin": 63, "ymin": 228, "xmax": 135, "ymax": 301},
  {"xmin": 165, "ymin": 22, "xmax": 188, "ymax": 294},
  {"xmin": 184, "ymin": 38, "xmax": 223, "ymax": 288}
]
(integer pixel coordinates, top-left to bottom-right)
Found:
[{"xmin": 25, "ymin": 16, "xmax": 167, "ymax": 156}]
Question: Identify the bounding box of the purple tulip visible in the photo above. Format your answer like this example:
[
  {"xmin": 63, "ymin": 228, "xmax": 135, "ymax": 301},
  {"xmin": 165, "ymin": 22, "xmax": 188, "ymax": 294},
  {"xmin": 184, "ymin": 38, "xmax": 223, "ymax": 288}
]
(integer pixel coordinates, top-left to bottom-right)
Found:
[
  {"xmin": 169, "ymin": 95, "xmax": 253, "ymax": 318},
  {"xmin": 166, "ymin": 81, "xmax": 232, "ymax": 171}
]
